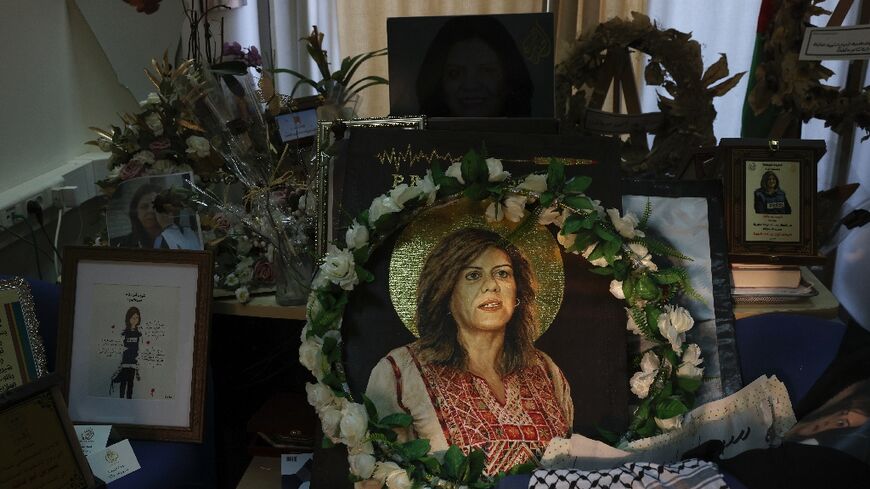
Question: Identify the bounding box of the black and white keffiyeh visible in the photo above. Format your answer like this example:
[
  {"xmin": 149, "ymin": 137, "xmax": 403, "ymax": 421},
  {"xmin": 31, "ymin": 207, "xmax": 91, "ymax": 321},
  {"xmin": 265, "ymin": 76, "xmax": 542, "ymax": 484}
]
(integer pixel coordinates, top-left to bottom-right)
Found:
[{"xmin": 529, "ymin": 458, "xmax": 727, "ymax": 489}]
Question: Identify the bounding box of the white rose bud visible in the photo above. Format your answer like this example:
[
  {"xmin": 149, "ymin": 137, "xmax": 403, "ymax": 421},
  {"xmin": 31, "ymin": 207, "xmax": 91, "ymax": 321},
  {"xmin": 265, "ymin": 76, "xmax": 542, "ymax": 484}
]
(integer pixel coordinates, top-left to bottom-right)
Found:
[
  {"xmin": 349, "ymin": 452, "xmax": 377, "ymax": 480},
  {"xmin": 368, "ymin": 195, "xmax": 402, "ymax": 224},
  {"xmin": 345, "ymin": 220, "xmax": 369, "ymax": 250},
  {"xmin": 654, "ymin": 415, "xmax": 683, "ymax": 432},
  {"xmin": 485, "ymin": 158, "xmax": 510, "ymax": 182},
  {"xmin": 606, "ymin": 208, "xmax": 645, "ymax": 239},
  {"xmin": 657, "ymin": 305, "xmax": 694, "ymax": 353},
  {"xmin": 629, "ymin": 351, "xmax": 660, "ymax": 399},
  {"xmin": 339, "ymin": 402, "xmax": 369, "ymax": 446},
  {"xmin": 305, "ymin": 382, "xmax": 335, "ymax": 410},
  {"xmin": 518, "ymin": 173, "xmax": 547, "ymax": 193},
  {"xmin": 185, "ymin": 135, "xmax": 211, "ymax": 158},
  {"xmin": 677, "ymin": 344, "xmax": 704, "ymax": 380},
  {"xmin": 320, "ymin": 245, "xmax": 359, "ymax": 290},
  {"xmin": 609, "ymin": 280, "xmax": 625, "ymax": 299},
  {"xmin": 445, "ymin": 161, "xmax": 465, "ymax": 184}
]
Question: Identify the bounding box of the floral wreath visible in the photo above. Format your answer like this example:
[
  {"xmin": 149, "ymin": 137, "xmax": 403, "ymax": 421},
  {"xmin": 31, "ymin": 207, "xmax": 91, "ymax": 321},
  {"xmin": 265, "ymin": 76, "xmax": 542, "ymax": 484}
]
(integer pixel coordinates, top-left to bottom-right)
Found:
[
  {"xmin": 555, "ymin": 12, "xmax": 744, "ymax": 176},
  {"xmin": 300, "ymin": 150, "xmax": 705, "ymax": 488},
  {"xmin": 748, "ymin": 0, "xmax": 870, "ymax": 139}
]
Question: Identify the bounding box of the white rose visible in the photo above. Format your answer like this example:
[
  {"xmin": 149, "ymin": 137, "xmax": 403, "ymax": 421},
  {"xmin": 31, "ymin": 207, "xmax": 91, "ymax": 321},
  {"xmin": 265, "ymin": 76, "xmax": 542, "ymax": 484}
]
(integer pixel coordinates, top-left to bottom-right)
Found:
[
  {"xmin": 654, "ymin": 415, "xmax": 683, "ymax": 432},
  {"xmin": 390, "ymin": 183, "xmax": 423, "ymax": 207},
  {"xmin": 657, "ymin": 305, "xmax": 694, "ymax": 353},
  {"xmin": 144, "ymin": 112, "xmax": 164, "ymax": 136},
  {"xmin": 234, "ymin": 286, "xmax": 250, "ymax": 303},
  {"xmin": 445, "ymin": 161, "xmax": 465, "ymax": 184},
  {"xmin": 299, "ymin": 336, "xmax": 324, "ymax": 379},
  {"xmin": 386, "ymin": 470, "xmax": 412, "ymax": 489},
  {"xmin": 625, "ymin": 308, "xmax": 641, "ymax": 335},
  {"xmin": 320, "ymin": 245, "xmax": 359, "ymax": 290},
  {"xmin": 627, "ymin": 242, "xmax": 658, "ymax": 271},
  {"xmin": 349, "ymin": 453, "xmax": 377, "ymax": 480},
  {"xmin": 350, "ymin": 441, "xmax": 374, "ymax": 455},
  {"xmin": 537, "ymin": 206, "xmax": 561, "ymax": 226},
  {"xmin": 305, "ymin": 382, "xmax": 335, "ymax": 410},
  {"xmin": 609, "ymin": 280, "xmax": 625, "ymax": 299},
  {"xmin": 373, "ymin": 462, "xmax": 401, "ymax": 484},
  {"xmin": 677, "ymin": 344, "xmax": 704, "ymax": 379},
  {"xmin": 629, "ymin": 351, "xmax": 660, "ymax": 399},
  {"xmin": 503, "ymin": 195, "xmax": 526, "ymax": 222},
  {"xmin": 485, "ymin": 158, "xmax": 510, "ymax": 182},
  {"xmin": 518, "ymin": 173, "xmax": 547, "ymax": 193},
  {"xmin": 131, "ymin": 150, "xmax": 156, "ymax": 165},
  {"xmin": 319, "ymin": 398, "xmax": 347, "ymax": 441},
  {"xmin": 368, "ymin": 195, "xmax": 402, "ymax": 224},
  {"xmin": 340, "ymin": 402, "xmax": 369, "ymax": 446},
  {"xmin": 606, "ymin": 208, "xmax": 645, "ymax": 239},
  {"xmin": 345, "ymin": 220, "xmax": 369, "ymax": 250},
  {"xmin": 374, "ymin": 462, "xmax": 412, "ymax": 489},
  {"xmin": 414, "ymin": 170, "xmax": 440, "ymax": 204},
  {"xmin": 185, "ymin": 135, "xmax": 211, "ymax": 158},
  {"xmin": 557, "ymin": 232, "xmax": 576, "ymax": 251}
]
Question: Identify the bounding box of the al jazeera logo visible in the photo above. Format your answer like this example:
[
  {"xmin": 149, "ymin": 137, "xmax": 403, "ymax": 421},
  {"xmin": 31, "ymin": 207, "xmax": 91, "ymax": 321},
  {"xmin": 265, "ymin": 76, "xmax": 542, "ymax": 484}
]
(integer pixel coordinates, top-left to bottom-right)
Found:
[
  {"xmin": 80, "ymin": 428, "xmax": 95, "ymax": 442},
  {"xmin": 105, "ymin": 449, "xmax": 120, "ymax": 465}
]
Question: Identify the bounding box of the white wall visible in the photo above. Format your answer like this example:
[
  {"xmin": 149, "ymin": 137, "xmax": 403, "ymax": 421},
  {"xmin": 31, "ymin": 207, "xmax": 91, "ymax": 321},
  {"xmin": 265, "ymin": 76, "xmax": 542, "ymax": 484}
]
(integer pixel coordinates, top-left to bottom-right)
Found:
[{"xmin": 0, "ymin": 0, "xmax": 138, "ymax": 194}]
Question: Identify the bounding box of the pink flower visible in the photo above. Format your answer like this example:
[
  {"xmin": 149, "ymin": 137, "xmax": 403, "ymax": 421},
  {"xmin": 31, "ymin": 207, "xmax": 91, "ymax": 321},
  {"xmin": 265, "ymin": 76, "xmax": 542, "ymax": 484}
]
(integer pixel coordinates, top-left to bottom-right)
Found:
[
  {"xmin": 253, "ymin": 260, "xmax": 274, "ymax": 283},
  {"xmin": 119, "ymin": 161, "xmax": 145, "ymax": 180},
  {"xmin": 270, "ymin": 190, "xmax": 288, "ymax": 207},
  {"xmin": 149, "ymin": 138, "xmax": 171, "ymax": 153}
]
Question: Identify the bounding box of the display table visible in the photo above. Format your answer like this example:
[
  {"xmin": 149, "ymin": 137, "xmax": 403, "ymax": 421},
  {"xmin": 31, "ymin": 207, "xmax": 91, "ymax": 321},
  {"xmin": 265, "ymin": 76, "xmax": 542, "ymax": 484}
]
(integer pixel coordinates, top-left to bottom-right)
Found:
[
  {"xmin": 235, "ymin": 456, "xmax": 280, "ymax": 489},
  {"xmin": 213, "ymin": 294, "xmax": 306, "ymax": 320},
  {"xmin": 733, "ymin": 267, "xmax": 839, "ymax": 320}
]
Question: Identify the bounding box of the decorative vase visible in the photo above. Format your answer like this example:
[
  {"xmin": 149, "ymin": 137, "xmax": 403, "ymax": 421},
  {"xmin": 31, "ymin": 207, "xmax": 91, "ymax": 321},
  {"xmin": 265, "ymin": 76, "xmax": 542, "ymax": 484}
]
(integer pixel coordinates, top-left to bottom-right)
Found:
[{"xmin": 273, "ymin": 253, "xmax": 314, "ymax": 306}]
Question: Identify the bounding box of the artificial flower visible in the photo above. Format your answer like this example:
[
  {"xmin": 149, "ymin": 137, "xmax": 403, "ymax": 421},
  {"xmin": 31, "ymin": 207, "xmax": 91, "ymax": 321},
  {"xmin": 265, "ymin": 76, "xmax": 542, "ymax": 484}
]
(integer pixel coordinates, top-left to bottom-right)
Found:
[
  {"xmin": 253, "ymin": 260, "xmax": 274, "ymax": 282},
  {"xmin": 581, "ymin": 243, "xmax": 610, "ymax": 267},
  {"xmin": 518, "ymin": 173, "xmax": 547, "ymax": 193},
  {"xmin": 625, "ymin": 308, "xmax": 641, "ymax": 335},
  {"xmin": 144, "ymin": 112, "xmax": 164, "ymax": 136},
  {"xmin": 445, "ymin": 161, "xmax": 465, "ymax": 184},
  {"xmin": 538, "ymin": 206, "xmax": 564, "ymax": 227},
  {"xmin": 606, "ymin": 208, "xmax": 645, "ymax": 239},
  {"xmin": 185, "ymin": 135, "xmax": 211, "ymax": 158},
  {"xmin": 657, "ymin": 305, "xmax": 694, "ymax": 353},
  {"xmin": 118, "ymin": 161, "xmax": 145, "ymax": 181},
  {"xmin": 414, "ymin": 169, "xmax": 440, "ymax": 204},
  {"xmin": 389, "ymin": 183, "xmax": 422, "ymax": 207},
  {"xmin": 609, "ymin": 280, "xmax": 625, "ymax": 299},
  {"xmin": 349, "ymin": 452, "xmax": 377, "ymax": 480},
  {"xmin": 374, "ymin": 462, "xmax": 412, "ymax": 489},
  {"xmin": 224, "ymin": 272, "xmax": 239, "ymax": 288},
  {"xmin": 629, "ymin": 351, "xmax": 660, "ymax": 399},
  {"xmin": 320, "ymin": 245, "xmax": 359, "ymax": 290},
  {"xmin": 676, "ymin": 344, "xmax": 704, "ymax": 380},
  {"xmin": 319, "ymin": 398, "xmax": 347, "ymax": 442},
  {"xmin": 654, "ymin": 416, "xmax": 683, "ymax": 432},
  {"xmin": 485, "ymin": 158, "xmax": 510, "ymax": 182},
  {"xmin": 130, "ymin": 150, "xmax": 156, "ymax": 165},
  {"xmin": 368, "ymin": 195, "xmax": 402, "ymax": 224},
  {"xmin": 628, "ymin": 242, "xmax": 657, "ymax": 271},
  {"xmin": 305, "ymin": 382, "xmax": 335, "ymax": 410},
  {"xmin": 345, "ymin": 220, "xmax": 369, "ymax": 250},
  {"xmin": 339, "ymin": 401, "xmax": 369, "ymax": 446},
  {"xmin": 234, "ymin": 286, "xmax": 250, "ymax": 303},
  {"xmin": 139, "ymin": 92, "xmax": 161, "ymax": 107},
  {"xmin": 298, "ymin": 335, "xmax": 325, "ymax": 380},
  {"xmin": 557, "ymin": 232, "xmax": 576, "ymax": 251},
  {"xmin": 485, "ymin": 195, "xmax": 526, "ymax": 223}
]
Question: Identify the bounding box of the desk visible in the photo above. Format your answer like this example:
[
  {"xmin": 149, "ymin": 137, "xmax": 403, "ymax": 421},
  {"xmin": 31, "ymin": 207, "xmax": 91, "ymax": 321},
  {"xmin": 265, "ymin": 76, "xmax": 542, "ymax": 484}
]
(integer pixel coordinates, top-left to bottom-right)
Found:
[
  {"xmin": 733, "ymin": 267, "xmax": 839, "ymax": 320},
  {"xmin": 213, "ymin": 294, "xmax": 306, "ymax": 320}
]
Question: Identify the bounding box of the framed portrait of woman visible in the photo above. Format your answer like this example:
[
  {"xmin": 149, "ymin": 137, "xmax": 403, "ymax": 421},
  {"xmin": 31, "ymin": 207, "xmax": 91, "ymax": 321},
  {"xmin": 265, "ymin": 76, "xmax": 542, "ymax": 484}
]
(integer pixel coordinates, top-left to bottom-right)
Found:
[
  {"xmin": 0, "ymin": 277, "xmax": 48, "ymax": 394},
  {"xmin": 58, "ymin": 247, "xmax": 212, "ymax": 442},
  {"xmin": 720, "ymin": 138, "xmax": 826, "ymax": 264}
]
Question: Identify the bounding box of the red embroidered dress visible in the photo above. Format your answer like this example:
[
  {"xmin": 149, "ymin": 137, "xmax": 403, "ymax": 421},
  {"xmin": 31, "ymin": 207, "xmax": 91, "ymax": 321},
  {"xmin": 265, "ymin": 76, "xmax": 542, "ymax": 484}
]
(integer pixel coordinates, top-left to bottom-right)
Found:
[{"xmin": 367, "ymin": 343, "xmax": 573, "ymax": 475}]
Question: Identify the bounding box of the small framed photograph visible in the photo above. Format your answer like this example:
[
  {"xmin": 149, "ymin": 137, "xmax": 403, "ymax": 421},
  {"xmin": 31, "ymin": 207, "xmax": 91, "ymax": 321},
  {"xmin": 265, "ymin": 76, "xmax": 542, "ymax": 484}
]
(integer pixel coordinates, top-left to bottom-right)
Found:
[
  {"xmin": 720, "ymin": 138, "xmax": 826, "ymax": 263},
  {"xmin": 0, "ymin": 277, "xmax": 48, "ymax": 393},
  {"xmin": 0, "ymin": 374, "xmax": 97, "ymax": 488},
  {"xmin": 58, "ymin": 246, "xmax": 213, "ymax": 442},
  {"xmin": 106, "ymin": 172, "xmax": 204, "ymax": 250}
]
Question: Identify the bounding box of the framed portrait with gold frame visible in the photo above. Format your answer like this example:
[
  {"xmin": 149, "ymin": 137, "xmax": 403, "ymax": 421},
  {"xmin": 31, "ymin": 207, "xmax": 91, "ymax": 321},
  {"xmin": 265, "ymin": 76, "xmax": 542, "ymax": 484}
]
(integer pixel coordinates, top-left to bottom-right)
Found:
[
  {"xmin": 0, "ymin": 276, "xmax": 48, "ymax": 394},
  {"xmin": 720, "ymin": 138, "xmax": 826, "ymax": 264},
  {"xmin": 0, "ymin": 374, "xmax": 97, "ymax": 488},
  {"xmin": 58, "ymin": 246, "xmax": 212, "ymax": 442}
]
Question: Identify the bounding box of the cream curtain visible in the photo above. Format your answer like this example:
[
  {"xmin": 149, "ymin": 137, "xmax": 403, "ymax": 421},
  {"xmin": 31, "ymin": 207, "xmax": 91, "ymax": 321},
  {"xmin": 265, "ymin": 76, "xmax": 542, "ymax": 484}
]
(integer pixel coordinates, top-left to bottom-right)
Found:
[{"xmin": 335, "ymin": 0, "xmax": 643, "ymax": 117}]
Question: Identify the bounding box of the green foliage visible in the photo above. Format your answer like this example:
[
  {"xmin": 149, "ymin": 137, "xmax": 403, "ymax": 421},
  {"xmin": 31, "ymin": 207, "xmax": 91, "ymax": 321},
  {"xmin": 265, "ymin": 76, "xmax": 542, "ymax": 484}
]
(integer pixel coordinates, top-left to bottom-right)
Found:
[
  {"xmin": 443, "ymin": 446, "xmax": 465, "ymax": 480},
  {"xmin": 539, "ymin": 190, "xmax": 555, "ymax": 207},
  {"xmin": 564, "ymin": 175, "xmax": 592, "ymax": 194},
  {"xmin": 635, "ymin": 274, "xmax": 662, "ymax": 301},
  {"xmin": 642, "ymin": 235, "xmax": 692, "ymax": 261},
  {"xmin": 638, "ymin": 198, "xmax": 652, "ymax": 229},
  {"xmin": 546, "ymin": 158, "xmax": 566, "ymax": 192},
  {"xmin": 380, "ymin": 412, "xmax": 413, "ymax": 428},
  {"xmin": 355, "ymin": 265, "xmax": 374, "ymax": 283},
  {"xmin": 460, "ymin": 149, "xmax": 489, "ymax": 186},
  {"xmin": 655, "ymin": 397, "xmax": 689, "ymax": 419},
  {"xmin": 563, "ymin": 194, "xmax": 593, "ymax": 211},
  {"xmin": 400, "ymin": 439, "xmax": 431, "ymax": 461},
  {"xmin": 676, "ymin": 376, "xmax": 702, "ymax": 393}
]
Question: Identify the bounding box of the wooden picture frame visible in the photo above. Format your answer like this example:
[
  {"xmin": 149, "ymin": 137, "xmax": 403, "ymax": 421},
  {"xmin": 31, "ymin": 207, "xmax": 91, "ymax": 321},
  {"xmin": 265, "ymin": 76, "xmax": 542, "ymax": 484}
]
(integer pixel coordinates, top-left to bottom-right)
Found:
[
  {"xmin": 0, "ymin": 374, "xmax": 97, "ymax": 488},
  {"xmin": 720, "ymin": 138, "xmax": 826, "ymax": 264},
  {"xmin": 0, "ymin": 277, "xmax": 48, "ymax": 393},
  {"xmin": 58, "ymin": 246, "xmax": 213, "ymax": 442}
]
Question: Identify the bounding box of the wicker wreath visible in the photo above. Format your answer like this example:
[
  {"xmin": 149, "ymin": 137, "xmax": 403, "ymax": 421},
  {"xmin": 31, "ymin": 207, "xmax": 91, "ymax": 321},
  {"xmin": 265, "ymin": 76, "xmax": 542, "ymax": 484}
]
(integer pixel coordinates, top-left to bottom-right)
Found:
[
  {"xmin": 556, "ymin": 12, "xmax": 745, "ymax": 176},
  {"xmin": 748, "ymin": 0, "xmax": 870, "ymax": 140}
]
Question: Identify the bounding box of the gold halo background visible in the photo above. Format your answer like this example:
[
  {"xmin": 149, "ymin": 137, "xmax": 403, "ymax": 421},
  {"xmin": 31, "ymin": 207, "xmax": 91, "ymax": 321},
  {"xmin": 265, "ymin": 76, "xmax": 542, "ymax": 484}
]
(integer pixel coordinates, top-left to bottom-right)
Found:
[{"xmin": 389, "ymin": 198, "xmax": 565, "ymax": 338}]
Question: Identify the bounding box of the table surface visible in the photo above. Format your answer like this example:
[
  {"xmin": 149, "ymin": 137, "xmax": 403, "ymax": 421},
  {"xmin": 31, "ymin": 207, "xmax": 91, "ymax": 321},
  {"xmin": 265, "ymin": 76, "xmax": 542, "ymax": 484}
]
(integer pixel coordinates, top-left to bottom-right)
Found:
[
  {"xmin": 212, "ymin": 293, "xmax": 306, "ymax": 320},
  {"xmin": 732, "ymin": 267, "xmax": 839, "ymax": 320}
]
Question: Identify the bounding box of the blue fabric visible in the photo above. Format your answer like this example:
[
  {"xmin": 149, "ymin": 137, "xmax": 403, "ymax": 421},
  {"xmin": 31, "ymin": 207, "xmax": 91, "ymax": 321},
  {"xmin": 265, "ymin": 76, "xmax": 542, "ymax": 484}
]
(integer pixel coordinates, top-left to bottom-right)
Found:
[{"xmin": 735, "ymin": 313, "xmax": 846, "ymax": 407}]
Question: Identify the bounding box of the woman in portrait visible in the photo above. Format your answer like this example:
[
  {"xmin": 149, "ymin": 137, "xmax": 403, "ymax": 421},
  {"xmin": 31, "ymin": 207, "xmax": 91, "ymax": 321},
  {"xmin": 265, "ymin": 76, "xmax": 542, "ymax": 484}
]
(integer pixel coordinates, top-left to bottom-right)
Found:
[
  {"xmin": 115, "ymin": 306, "xmax": 143, "ymax": 399},
  {"xmin": 415, "ymin": 15, "xmax": 534, "ymax": 117},
  {"xmin": 753, "ymin": 170, "xmax": 792, "ymax": 215},
  {"xmin": 366, "ymin": 227, "xmax": 573, "ymax": 475},
  {"xmin": 153, "ymin": 200, "xmax": 202, "ymax": 250},
  {"xmin": 113, "ymin": 183, "xmax": 164, "ymax": 248}
]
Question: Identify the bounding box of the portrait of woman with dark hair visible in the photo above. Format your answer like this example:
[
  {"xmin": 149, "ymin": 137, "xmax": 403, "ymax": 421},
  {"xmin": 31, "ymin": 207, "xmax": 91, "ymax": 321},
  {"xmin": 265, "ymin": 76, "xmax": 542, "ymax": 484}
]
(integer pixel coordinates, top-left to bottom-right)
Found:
[
  {"xmin": 113, "ymin": 306, "xmax": 143, "ymax": 399},
  {"xmin": 366, "ymin": 227, "xmax": 572, "ymax": 475},
  {"xmin": 415, "ymin": 15, "xmax": 535, "ymax": 117},
  {"xmin": 110, "ymin": 177, "xmax": 202, "ymax": 249},
  {"xmin": 113, "ymin": 183, "xmax": 164, "ymax": 248},
  {"xmin": 753, "ymin": 170, "xmax": 792, "ymax": 215}
]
